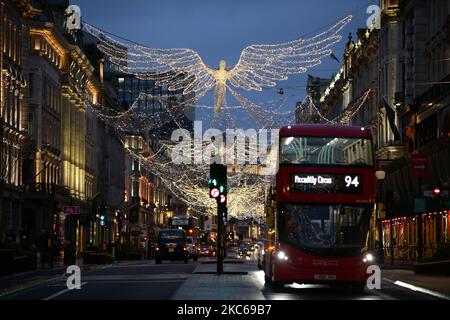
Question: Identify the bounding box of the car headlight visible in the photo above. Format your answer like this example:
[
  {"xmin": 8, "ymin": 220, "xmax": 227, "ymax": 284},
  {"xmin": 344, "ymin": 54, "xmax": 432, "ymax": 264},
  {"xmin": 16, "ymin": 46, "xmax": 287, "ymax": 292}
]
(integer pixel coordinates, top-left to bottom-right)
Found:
[
  {"xmin": 363, "ymin": 253, "xmax": 374, "ymax": 263},
  {"xmin": 277, "ymin": 251, "xmax": 288, "ymax": 261}
]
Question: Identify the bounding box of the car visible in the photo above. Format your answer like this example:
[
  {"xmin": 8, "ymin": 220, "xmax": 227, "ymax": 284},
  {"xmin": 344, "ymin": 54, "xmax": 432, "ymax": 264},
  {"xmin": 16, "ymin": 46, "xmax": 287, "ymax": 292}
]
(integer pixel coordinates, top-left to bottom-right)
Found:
[
  {"xmin": 253, "ymin": 241, "xmax": 263, "ymax": 252},
  {"xmin": 186, "ymin": 236, "xmax": 199, "ymax": 261},
  {"xmin": 199, "ymin": 244, "xmax": 215, "ymax": 257},
  {"xmin": 227, "ymin": 239, "xmax": 238, "ymax": 248},
  {"xmin": 238, "ymin": 243, "xmax": 252, "ymax": 257},
  {"xmin": 154, "ymin": 229, "xmax": 189, "ymax": 264},
  {"xmin": 210, "ymin": 245, "xmax": 217, "ymax": 257}
]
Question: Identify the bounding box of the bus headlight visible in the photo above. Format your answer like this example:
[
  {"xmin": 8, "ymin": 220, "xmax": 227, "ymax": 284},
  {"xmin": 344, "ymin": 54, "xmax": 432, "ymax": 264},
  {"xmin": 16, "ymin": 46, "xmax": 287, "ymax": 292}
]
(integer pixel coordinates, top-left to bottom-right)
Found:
[
  {"xmin": 363, "ymin": 253, "xmax": 374, "ymax": 263},
  {"xmin": 277, "ymin": 251, "xmax": 288, "ymax": 261}
]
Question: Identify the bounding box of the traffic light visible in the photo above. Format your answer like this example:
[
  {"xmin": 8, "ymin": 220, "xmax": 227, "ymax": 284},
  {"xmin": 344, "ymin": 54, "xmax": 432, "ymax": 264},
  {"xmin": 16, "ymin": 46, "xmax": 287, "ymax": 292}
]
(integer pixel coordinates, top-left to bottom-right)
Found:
[
  {"xmin": 100, "ymin": 215, "xmax": 106, "ymax": 227},
  {"xmin": 431, "ymin": 187, "xmax": 450, "ymax": 209},
  {"xmin": 433, "ymin": 187, "xmax": 441, "ymax": 197},
  {"xmin": 209, "ymin": 163, "xmax": 227, "ymax": 200},
  {"xmin": 219, "ymin": 202, "xmax": 228, "ymax": 225}
]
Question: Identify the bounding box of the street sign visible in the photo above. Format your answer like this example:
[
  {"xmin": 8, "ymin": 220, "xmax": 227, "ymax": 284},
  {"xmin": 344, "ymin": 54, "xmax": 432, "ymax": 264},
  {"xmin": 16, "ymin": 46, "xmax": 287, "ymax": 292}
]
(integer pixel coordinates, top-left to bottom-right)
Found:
[
  {"xmin": 424, "ymin": 190, "xmax": 449, "ymax": 197},
  {"xmin": 63, "ymin": 206, "xmax": 80, "ymax": 215},
  {"xmin": 411, "ymin": 153, "xmax": 430, "ymax": 178}
]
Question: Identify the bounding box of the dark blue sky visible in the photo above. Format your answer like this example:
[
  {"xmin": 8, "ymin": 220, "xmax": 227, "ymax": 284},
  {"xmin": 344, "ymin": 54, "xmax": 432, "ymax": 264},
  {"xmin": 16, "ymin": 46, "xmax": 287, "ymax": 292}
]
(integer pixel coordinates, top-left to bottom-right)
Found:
[{"xmin": 71, "ymin": 0, "xmax": 378, "ymax": 127}]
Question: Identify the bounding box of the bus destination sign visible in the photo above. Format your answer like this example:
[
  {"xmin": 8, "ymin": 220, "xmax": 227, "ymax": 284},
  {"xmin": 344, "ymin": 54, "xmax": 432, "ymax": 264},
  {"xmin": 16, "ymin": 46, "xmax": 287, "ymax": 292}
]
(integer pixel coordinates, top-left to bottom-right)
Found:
[{"xmin": 291, "ymin": 173, "xmax": 363, "ymax": 194}]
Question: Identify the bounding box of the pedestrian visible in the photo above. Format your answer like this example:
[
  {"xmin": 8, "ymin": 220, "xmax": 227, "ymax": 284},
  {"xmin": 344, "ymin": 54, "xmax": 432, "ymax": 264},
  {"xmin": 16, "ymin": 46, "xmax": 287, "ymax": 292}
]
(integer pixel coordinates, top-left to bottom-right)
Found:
[
  {"xmin": 52, "ymin": 238, "xmax": 61, "ymax": 265},
  {"xmin": 37, "ymin": 230, "xmax": 50, "ymax": 268},
  {"xmin": 64, "ymin": 240, "xmax": 76, "ymax": 266}
]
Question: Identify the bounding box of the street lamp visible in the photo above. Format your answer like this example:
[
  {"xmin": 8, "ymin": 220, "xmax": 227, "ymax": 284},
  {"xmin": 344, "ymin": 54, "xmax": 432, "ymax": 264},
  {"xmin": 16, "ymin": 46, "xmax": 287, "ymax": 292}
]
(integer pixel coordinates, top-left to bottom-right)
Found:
[{"xmin": 375, "ymin": 170, "xmax": 386, "ymax": 264}]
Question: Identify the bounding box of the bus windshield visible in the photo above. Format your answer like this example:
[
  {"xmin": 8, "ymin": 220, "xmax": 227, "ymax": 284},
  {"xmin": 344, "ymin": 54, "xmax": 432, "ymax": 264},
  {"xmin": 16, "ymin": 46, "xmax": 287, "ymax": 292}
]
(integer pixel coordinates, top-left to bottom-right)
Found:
[
  {"xmin": 278, "ymin": 204, "xmax": 371, "ymax": 254},
  {"xmin": 280, "ymin": 137, "xmax": 374, "ymax": 166}
]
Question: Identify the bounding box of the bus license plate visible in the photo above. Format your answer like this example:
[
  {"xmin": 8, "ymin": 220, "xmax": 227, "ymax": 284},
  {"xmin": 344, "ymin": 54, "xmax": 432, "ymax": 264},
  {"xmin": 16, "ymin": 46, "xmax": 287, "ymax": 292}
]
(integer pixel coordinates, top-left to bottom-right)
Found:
[
  {"xmin": 169, "ymin": 248, "xmax": 174, "ymax": 253},
  {"xmin": 314, "ymin": 274, "xmax": 336, "ymax": 280}
]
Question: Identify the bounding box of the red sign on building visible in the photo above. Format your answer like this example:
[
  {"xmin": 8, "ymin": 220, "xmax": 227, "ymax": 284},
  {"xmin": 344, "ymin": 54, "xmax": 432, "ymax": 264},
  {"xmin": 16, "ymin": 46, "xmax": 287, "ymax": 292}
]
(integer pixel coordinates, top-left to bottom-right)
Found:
[
  {"xmin": 63, "ymin": 206, "xmax": 80, "ymax": 216},
  {"xmin": 411, "ymin": 153, "xmax": 430, "ymax": 178}
]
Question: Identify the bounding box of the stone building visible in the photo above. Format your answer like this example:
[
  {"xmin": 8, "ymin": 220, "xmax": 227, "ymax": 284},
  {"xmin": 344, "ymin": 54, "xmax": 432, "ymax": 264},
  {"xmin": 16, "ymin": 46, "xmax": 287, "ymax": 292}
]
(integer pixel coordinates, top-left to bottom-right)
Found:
[
  {"xmin": 19, "ymin": 1, "xmax": 102, "ymax": 253},
  {"xmin": 0, "ymin": 0, "xmax": 40, "ymax": 244},
  {"xmin": 309, "ymin": 0, "xmax": 450, "ymax": 261}
]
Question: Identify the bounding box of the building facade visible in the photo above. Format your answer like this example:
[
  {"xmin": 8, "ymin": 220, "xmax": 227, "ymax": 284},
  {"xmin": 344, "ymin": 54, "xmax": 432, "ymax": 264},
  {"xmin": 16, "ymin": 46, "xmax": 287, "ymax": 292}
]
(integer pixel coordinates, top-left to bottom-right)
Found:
[
  {"xmin": 379, "ymin": 0, "xmax": 450, "ymax": 261},
  {"xmin": 0, "ymin": 0, "xmax": 40, "ymax": 245},
  {"xmin": 306, "ymin": 0, "xmax": 450, "ymax": 261}
]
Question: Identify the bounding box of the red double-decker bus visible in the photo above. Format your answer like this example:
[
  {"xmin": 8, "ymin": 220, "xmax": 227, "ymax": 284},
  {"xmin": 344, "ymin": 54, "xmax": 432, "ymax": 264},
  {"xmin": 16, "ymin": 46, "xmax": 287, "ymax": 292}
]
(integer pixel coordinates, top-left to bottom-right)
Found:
[{"xmin": 264, "ymin": 124, "xmax": 376, "ymax": 291}]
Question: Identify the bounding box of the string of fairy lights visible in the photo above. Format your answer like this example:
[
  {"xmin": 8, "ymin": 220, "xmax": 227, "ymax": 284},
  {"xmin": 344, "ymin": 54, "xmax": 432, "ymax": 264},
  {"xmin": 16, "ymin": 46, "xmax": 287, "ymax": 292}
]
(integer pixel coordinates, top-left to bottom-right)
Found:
[
  {"xmin": 82, "ymin": 15, "xmax": 352, "ymax": 113},
  {"xmin": 80, "ymin": 13, "xmax": 376, "ymax": 220},
  {"xmin": 86, "ymin": 87, "xmax": 372, "ymax": 220}
]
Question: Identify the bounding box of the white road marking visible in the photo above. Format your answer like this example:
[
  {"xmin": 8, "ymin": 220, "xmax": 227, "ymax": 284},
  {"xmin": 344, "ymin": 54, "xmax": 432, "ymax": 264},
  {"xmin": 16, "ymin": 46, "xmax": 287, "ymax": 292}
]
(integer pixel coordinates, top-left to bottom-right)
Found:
[
  {"xmin": 82, "ymin": 280, "xmax": 184, "ymax": 284},
  {"xmin": 42, "ymin": 282, "xmax": 88, "ymax": 300},
  {"xmin": 384, "ymin": 278, "xmax": 450, "ymax": 300},
  {"xmin": 369, "ymin": 288, "xmax": 397, "ymax": 300}
]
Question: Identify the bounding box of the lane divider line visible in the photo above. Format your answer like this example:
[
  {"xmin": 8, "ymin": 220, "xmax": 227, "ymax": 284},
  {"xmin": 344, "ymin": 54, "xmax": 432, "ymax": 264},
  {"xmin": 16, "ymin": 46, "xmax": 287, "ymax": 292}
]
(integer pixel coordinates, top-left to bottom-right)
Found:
[{"xmin": 42, "ymin": 282, "xmax": 88, "ymax": 300}]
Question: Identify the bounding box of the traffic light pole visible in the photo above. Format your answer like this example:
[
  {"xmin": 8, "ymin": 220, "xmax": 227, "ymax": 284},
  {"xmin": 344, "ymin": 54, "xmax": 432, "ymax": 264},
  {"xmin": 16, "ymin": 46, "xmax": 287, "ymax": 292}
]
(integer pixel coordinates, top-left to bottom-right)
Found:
[
  {"xmin": 209, "ymin": 163, "xmax": 227, "ymax": 275},
  {"xmin": 217, "ymin": 200, "xmax": 224, "ymax": 275},
  {"xmin": 417, "ymin": 178, "xmax": 423, "ymax": 261}
]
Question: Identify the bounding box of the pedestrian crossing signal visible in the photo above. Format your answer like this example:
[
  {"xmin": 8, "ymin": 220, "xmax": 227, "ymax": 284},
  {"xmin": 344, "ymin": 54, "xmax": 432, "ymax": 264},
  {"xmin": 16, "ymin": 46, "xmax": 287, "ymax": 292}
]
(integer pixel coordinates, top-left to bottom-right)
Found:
[{"xmin": 210, "ymin": 188, "xmax": 220, "ymax": 198}]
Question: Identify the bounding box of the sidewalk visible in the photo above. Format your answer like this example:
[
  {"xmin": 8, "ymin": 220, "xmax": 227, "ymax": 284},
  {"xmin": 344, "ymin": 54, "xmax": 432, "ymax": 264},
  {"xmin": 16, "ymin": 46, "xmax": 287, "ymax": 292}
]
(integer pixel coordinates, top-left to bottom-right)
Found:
[
  {"xmin": 171, "ymin": 260, "xmax": 265, "ymax": 300},
  {"xmin": 172, "ymin": 257, "xmax": 450, "ymax": 300},
  {"xmin": 380, "ymin": 260, "xmax": 415, "ymax": 270},
  {"xmin": 382, "ymin": 269, "xmax": 450, "ymax": 299}
]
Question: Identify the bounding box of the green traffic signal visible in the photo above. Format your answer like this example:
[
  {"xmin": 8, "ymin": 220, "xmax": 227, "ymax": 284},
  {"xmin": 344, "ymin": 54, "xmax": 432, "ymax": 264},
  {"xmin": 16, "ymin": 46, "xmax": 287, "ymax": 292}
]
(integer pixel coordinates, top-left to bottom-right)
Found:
[{"xmin": 209, "ymin": 163, "xmax": 228, "ymax": 199}]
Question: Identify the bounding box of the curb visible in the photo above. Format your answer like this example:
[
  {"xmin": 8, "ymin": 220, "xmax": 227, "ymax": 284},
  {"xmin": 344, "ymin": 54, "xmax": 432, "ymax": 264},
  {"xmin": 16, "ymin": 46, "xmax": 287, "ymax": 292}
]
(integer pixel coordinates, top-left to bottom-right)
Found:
[
  {"xmin": 380, "ymin": 265, "xmax": 415, "ymax": 271},
  {"xmin": 194, "ymin": 271, "xmax": 248, "ymax": 275},
  {"xmin": 201, "ymin": 261, "xmax": 244, "ymax": 265}
]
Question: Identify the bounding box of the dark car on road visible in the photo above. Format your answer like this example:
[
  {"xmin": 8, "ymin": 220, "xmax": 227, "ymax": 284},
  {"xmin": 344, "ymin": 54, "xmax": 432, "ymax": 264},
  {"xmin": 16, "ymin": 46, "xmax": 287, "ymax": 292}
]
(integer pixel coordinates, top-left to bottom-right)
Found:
[
  {"xmin": 238, "ymin": 243, "xmax": 252, "ymax": 258},
  {"xmin": 199, "ymin": 243, "xmax": 216, "ymax": 257},
  {"xmin": 186, "ymin": 236, "xmax": 199, "ymax": 261},
  {"xmin": 154, "ymin": 229, "xmax": 189, "ymax": 264}
]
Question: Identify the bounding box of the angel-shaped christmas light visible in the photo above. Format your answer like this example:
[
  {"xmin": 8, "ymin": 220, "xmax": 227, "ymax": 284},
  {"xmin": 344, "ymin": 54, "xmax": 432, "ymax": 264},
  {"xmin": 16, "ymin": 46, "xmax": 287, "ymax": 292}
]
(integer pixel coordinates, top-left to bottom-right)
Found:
[{"xmin": 84, "ymin": 16, "xmax": 352, "ymax": 113}]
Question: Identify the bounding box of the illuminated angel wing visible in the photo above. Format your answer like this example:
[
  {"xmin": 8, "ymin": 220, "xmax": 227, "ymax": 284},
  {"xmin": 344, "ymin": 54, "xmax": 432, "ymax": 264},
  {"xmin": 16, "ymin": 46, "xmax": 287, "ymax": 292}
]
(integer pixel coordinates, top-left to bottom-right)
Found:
[
  {"xmin": 227, "ymin": 16, "xmax": 352, "ymax": 91},
  {"xmin": 83, "ymin": 23, "xmax": 215, "ymax": 98}
]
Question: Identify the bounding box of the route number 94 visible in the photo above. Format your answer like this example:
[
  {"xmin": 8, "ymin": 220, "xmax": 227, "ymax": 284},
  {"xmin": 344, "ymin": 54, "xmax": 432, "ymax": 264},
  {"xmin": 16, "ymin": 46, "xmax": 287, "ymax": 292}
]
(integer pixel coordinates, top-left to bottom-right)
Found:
[{"xmin": 345, "ymin": 175, "xmax": 360, "ymax": 188}]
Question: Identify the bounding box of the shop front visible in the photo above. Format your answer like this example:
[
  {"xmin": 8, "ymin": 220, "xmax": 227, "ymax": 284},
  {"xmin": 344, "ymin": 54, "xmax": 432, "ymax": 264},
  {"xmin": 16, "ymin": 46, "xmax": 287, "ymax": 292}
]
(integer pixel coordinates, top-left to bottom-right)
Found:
[{"xmin": 382, "ymin": 210, "xmax": 450, "ymax": 261}]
